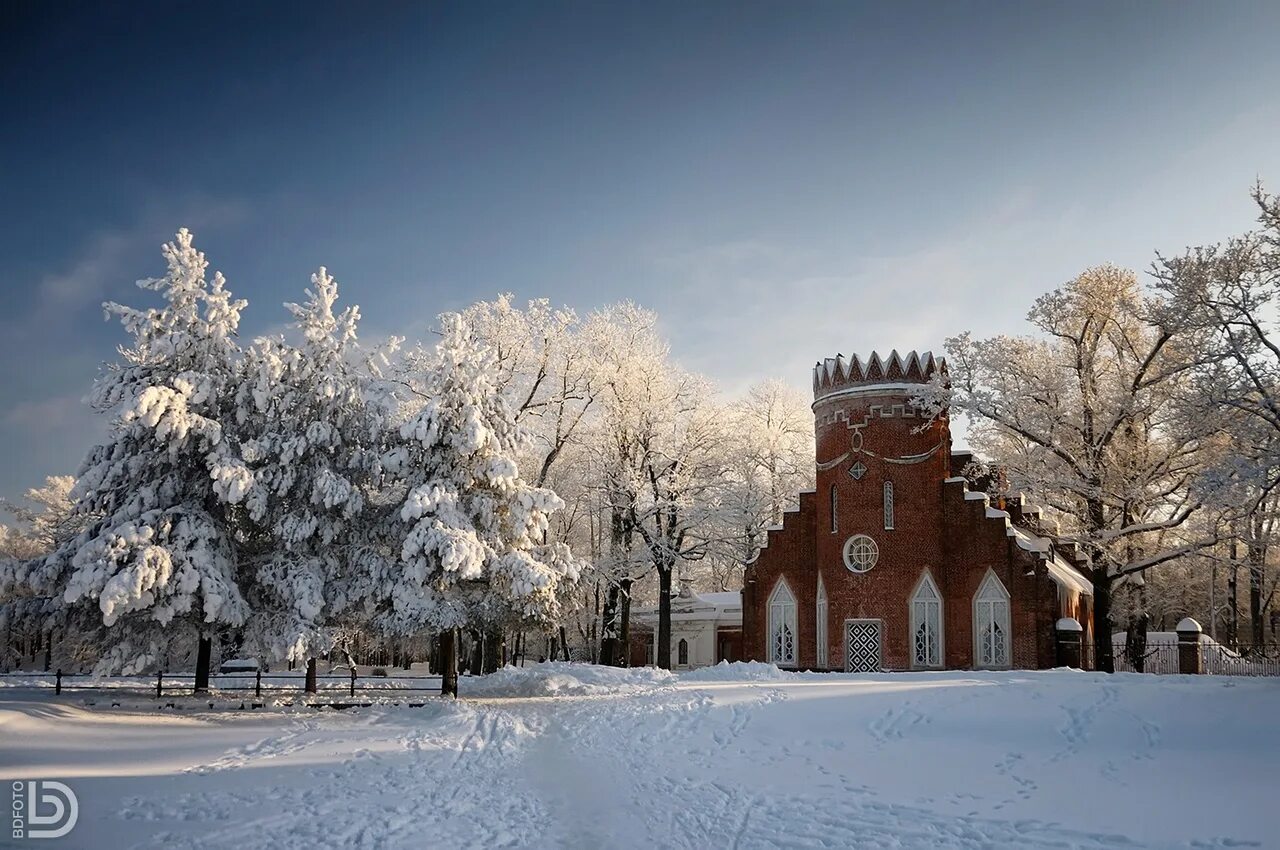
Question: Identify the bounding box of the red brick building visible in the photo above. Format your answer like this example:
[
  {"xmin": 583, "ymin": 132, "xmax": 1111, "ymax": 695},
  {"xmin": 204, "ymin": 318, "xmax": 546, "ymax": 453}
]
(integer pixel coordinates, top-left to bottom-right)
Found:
[{"xmin": 742, "ymin": 351, "xmax": 1094, "ymax": 672}]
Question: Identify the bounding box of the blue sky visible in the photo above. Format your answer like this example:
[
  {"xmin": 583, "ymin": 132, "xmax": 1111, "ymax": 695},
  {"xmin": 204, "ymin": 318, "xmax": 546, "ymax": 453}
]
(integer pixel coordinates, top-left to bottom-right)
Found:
[{"xmin": 2, "ymin": 1, "xmax": 1279, "ymax": 503}]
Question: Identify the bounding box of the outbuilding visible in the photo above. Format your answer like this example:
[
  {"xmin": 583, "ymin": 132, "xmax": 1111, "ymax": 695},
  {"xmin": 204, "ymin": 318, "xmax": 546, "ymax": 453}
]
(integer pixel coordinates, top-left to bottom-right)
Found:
[{"xmin": 631, "ymin": 581, "xmax": 743, "ymax": 669}]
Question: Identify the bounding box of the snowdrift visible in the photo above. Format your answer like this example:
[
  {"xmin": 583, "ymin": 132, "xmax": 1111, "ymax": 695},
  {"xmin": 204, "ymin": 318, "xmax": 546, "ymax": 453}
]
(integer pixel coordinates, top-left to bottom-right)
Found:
[
  {"xmin": 680, "ymin": 660, "xmax": 796, "ymax": 682},
  {"xmin": 461, "ymin": 662, "xmax": 676, "ymax": 697}
]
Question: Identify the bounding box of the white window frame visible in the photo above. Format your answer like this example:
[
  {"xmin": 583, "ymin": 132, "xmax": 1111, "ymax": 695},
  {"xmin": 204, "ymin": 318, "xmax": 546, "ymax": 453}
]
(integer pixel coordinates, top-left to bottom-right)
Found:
[
  {"xmin": 768, "ymin": 578, "xmax": 798, "ymax": 667},
  {"xmin": 677, "ymin": 638, "xmax": 689, "ymax": 667},
  {"xmin": 883, "ymin": 481, "xmax": 894, "ymax": 530},
  {"xmin": 910, "ymin": 572, "xmax": 943, "ymax": 668},
  {"xmin": 842, "ymin": 534, "xmax": 879, "ymax": 573},
  {"xmin": 973, "ymin": 570, "xmax": 1012, "ymax": 669},
  {"xmin": 816, "ymin": 573, "xmax": 829, "ymax": 669}
]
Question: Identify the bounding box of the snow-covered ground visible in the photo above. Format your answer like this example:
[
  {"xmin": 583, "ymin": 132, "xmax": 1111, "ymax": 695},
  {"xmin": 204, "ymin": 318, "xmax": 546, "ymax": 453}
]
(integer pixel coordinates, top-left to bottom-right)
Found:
[{"xmin": 1, "ymin": 663, "xmax": 1275, "ymax": 849}]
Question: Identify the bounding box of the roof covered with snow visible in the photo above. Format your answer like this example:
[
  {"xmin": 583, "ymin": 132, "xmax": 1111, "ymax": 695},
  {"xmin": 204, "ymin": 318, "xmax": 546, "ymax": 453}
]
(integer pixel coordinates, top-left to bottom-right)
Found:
[
  {"xmin": 631, "ymin": 590, "xmax": 743, "ymax": 626},
  {"xmin": 1010, "ymin": 527, "xmax": 1092, "ymax": 597}
]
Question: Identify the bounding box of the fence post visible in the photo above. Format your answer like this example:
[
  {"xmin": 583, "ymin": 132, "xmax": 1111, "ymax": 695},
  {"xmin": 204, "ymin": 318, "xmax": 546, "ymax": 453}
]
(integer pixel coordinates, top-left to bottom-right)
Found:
[
  {"xmin": 305, "ymin": 658, "xmax": 317, "ymax": 694},
  {"xmin": 255, "ymin": 669, "xmax": 262, "ymax": 698},
  {"xmin": 1055, "ymin": 618, "xmax": 1083, "ymax": 669},
  {"xmin": 350, "ymin": 667, "xmax": 356, "ymax": 697},
  {"xmin": 55, "ymin": 669, "xmax": 62, "ymax": 696},
  {"xmin": 156, "ymin": 670, "xmax": 163, "ymax": 698},
  {"xmin": 1177, "ymin": 618, "xmax": 1204, "ymax": 674}
]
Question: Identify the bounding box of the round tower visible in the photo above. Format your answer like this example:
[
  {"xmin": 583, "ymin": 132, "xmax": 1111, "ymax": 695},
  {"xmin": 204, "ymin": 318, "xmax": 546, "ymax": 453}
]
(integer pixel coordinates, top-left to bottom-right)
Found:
[{"xmin": 811, "ymin": 350, "xmax": 951, "ymax": 669}]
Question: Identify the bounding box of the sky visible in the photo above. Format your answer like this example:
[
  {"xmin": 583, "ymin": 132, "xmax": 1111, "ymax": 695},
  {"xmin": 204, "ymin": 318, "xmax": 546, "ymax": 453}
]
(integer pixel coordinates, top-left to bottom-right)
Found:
[{"xmin": 2, "ymin": 1, "xmax": 1279, "ymax": 505}]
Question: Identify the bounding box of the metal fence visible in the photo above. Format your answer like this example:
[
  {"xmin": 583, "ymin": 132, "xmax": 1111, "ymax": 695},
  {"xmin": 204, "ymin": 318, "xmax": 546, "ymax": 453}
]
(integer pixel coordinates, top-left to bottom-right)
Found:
[
  {"xmin": 1081, "ymin": 643, "xmax": 1280, "ymax": 676},
  {"xmin": 1, "ymin": 668, "xmax": 444, "ymax": 703}
]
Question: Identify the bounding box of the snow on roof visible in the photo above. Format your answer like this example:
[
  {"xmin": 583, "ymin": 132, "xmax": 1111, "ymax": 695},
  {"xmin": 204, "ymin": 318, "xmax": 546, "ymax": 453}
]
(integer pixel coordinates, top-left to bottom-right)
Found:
[
  {"xmin": 1012, "ymin": 527, "xmax": 1093, "ymax": 597},
  {"xmin": 697, "ymin": 591, "xmax": 742, "ymax": 607},
  {"xmin": 1045, "ymin": 557, "xmax": 1092, "ymax": 597},
  {"xmin": 631, "ymin": 590, "xmax": 743, "ymax": 624}
]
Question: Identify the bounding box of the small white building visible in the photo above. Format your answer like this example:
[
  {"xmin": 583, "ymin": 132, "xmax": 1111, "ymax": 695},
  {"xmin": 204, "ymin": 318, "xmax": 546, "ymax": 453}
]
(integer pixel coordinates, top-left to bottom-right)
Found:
[{"xmin": 631, "ymin": 581, "xmax": 744, "ymax": 669}]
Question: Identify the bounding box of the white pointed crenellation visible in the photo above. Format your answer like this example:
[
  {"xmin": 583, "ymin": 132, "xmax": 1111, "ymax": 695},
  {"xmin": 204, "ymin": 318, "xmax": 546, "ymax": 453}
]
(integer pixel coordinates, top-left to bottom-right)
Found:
[{"xmin": 811, "ymin": 349, "xmax": 947, "ymax": 399}]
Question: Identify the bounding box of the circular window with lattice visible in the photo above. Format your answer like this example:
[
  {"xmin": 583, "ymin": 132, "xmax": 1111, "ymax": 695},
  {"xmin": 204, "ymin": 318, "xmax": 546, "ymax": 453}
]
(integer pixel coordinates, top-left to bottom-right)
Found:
[{"xmin": 842, "ymin": 534, "xmax": 879, "ymax": 573}]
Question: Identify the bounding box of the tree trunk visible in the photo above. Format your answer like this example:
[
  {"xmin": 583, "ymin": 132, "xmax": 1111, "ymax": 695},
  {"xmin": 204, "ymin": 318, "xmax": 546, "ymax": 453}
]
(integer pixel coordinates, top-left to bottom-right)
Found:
[
  {"xmin": 194, "ymin": 635, "xmax": 213, "ymax": 693},
  {"xmin": 1125, "ymin": 612, "xmax": 1149, "ymax": 673},
  {"xmin": 558, "ymin": 625, "xmax": 570, "ymax": 661},
  {"xmin": 305, "ymin": 657, "xmax": 317, "ymax": 693},
  {"xmin": 656, "ymin": 567, "xmax": 673, "ymax": 671},
  {"xmin": 1092, "ymin": 574, "xmax": 1114, "ymax": 673},
  {"xmin": 619, "ymin": 577, "xmax": 634, "ymax": 668},
  {"xmin": 590, "ymin": 581, "xmax": 600, "ymax": 663},
  {"xmin": 1085, "ymin": 492, "xmax": 1116, "ymax": 674},
  {"xmin": 43, "ymin": 630, "xmax": 52, "ymax": 673},
  {"xmin": 482, "ymin": 628, "xmax": 503, "ymax": 674},
  {"xmin": 468, "ymin": 628, "xmax": 484, "ymax": 674},
  {"xmin": 1228, "ymin": 554, "xmax": 1240, "ymax": 649},
  {"xmin": 599, "ymin": 583, "xmax": 622, "ymax": 666},
  {"xmin": 1249, "ymin": 542, "xmax": 1264, "ymax": 647},
  {"xmin": 440, "ymin": 630, "xmax": 459, "ymax": 698}
]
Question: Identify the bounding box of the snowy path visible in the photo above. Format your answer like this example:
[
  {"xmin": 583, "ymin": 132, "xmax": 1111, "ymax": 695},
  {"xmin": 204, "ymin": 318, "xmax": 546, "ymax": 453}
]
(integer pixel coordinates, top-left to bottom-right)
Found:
[{"xmin": 1, "ymin": 667, "xmax": 1275, "ymax": 849}]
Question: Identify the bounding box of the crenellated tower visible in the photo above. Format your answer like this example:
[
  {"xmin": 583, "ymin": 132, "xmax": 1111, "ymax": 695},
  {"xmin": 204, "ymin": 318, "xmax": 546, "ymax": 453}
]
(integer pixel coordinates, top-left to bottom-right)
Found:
[{"xmin": 811, "ymin": 351, "xmax": 951, "ymax": 660}]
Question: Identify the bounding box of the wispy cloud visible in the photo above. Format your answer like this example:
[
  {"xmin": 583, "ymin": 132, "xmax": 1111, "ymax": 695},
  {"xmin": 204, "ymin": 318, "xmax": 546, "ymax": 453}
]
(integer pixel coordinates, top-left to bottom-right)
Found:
[
  {"xmin": 5, "ymin": 392, "xmax": 85, "ymax": 430},
  {"xmin": 25, "ymin": 197, "xmax": 251, "ymax": 323},
  {"xmin": 36, "ymin": 232, "xmax": 134, "ymax": 309},
  {"xmin": 647, "ymin": 188, "xmax": 1070, "ymax": 399}
]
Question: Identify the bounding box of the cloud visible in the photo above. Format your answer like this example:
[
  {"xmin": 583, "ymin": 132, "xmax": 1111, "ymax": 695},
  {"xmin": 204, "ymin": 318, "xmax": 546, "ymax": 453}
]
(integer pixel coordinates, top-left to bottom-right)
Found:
[
  {"xmin": 37, "ymin": 232, "xmax": 134, "ymax": 309},
  {"xmin": 5, "ymin": 392, "xmax": 87, "ymax": 431},
  {"xmin": 647, "ymin": 190, "xmax": 1055, "ymax": 400},
  {"xmin": 27, "ymin": 197, "xmax": 251, "ymax": 321}
]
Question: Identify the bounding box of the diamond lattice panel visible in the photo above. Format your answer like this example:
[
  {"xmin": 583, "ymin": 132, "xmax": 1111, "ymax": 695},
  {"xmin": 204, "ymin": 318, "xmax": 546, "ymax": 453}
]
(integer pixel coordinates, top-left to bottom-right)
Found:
[{"xmin": 845, "ymin": 620, "xmax": 882, "ymax": 672}]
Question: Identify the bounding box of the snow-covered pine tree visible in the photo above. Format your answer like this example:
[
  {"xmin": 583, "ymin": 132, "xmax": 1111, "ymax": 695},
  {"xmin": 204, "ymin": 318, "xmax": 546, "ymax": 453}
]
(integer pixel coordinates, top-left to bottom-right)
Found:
[
  {"xmin": 231, "ymin": 269, "xmax": 387, "ymax": 666},
  {"xmin": 378, "ymin": 313, "xmax": 579, "ymax": 693},
  {"xmin": 50, "ymin": 229, "xmax": 252, "ymax": 675}
]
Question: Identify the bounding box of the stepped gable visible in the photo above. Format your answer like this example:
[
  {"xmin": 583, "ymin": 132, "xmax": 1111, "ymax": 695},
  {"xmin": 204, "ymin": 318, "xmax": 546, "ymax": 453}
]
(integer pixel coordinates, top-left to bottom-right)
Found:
[{"xmin": 812, "ymin": 349, "xmax": 945, "ymax": 401}]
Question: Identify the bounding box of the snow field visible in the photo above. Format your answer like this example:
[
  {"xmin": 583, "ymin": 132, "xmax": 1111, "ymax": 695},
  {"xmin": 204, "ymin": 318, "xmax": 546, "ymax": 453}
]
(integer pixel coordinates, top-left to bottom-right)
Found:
[{"xmin": 1, "ymin": 664, "xmax": 1275, "ymax": 849}]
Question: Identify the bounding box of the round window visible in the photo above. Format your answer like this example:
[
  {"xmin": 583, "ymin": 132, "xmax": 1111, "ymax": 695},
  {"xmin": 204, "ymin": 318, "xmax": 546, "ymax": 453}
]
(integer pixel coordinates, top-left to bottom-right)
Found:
[{"xmin": 843, "ymin": 534, "xmax": 879, "ymax": 573}]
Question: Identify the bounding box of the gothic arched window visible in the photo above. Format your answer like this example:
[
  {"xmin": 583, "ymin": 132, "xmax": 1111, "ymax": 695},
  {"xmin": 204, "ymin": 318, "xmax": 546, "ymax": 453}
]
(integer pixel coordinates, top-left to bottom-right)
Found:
[
  {"xmin": 974, "ymin": 571, "xmax": 1011, "ymax": 668},
  {"xmin": 677, "ymin": 638, "xmax": 689, "ymax": 667},
  {"xmin": 768, "ymin": 579, "xmax": 797, "ymax": 667},
  {"xmin": 910, "ymin": 572, "xmax": 943, "ymax": 668}
]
